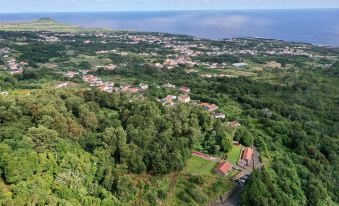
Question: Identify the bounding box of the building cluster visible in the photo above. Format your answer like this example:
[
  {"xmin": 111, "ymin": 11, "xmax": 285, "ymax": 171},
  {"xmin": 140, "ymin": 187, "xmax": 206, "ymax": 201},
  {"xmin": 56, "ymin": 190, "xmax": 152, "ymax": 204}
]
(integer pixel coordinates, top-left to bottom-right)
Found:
[
  {"xmin": 5, "ymin": 59, "xmax": 26, "ymax": 75},
  {"xmin": 265, "ymin": 48, "xmax": 314, "ymax": 57},
  {"xmin": 82, "ymin": 74, "xmax": 147, "ymax": 93},
  {"xmin": 0, "ymin": 47, "xmax": 10, "ymax": 57},
  {"xmin": 37, "ymin": 34, "xmax": 60, "ymax": 43},
  {"xmin": 159, "ymin": 84, "xmax": 227, "ymax": 119},
  {"xmin": 153, "ymin": 56, "xmax": 196, "ymax": 69},
  {"xmin": 60, "ymin": 70, "xmax": 149, "ymax": 94},
  {"xmin": 214, "ymin": 146, "xmax": 254, "ymax": 176}
]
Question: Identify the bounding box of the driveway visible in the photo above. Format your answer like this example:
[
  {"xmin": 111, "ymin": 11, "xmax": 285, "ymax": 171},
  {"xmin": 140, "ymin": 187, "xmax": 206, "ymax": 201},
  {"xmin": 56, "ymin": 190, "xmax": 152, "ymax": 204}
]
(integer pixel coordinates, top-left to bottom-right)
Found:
[{"xmin": 216, "ymin": 184, "xmax": 244, "ymax": 206}]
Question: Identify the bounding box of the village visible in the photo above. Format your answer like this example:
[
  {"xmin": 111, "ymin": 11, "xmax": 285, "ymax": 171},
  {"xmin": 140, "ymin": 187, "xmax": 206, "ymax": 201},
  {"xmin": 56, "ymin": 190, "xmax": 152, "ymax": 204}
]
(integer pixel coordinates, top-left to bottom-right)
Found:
[
  {"xmin": 0, "ymin": 18, "xmax": 338, "ymax": 206},
  {"xmin": 0, "ymin": 32, "xmax": 328, "ymax": 186},
  {"xmin": 1, "ymin": 30, "xmax": 335, "ymax": 85}
]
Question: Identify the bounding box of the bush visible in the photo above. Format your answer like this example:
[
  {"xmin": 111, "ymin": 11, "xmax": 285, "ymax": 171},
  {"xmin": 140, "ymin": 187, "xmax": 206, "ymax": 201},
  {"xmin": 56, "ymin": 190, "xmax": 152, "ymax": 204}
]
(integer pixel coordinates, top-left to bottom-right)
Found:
[
  {"xmin": 186, "ymin": 188, "xmax": 208, "ymax": 204},
  {"xmin": 188, "ymin": 175, "xmax": 204, "ymax": 185},
  {"xmin": 157, "ymin": 190, "xmax": 167, "ymax": 200},
  {"xmin": 177, "ymin": 191, "xmax": 192, "ymax": 203}
]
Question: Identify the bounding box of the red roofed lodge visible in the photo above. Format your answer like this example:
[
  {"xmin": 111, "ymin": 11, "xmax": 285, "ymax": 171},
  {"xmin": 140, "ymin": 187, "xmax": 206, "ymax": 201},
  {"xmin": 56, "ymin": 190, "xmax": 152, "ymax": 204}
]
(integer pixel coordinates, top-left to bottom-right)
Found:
[{"xmin": 215, "ymin": 161, "xmax": 233, "ymax": 176}]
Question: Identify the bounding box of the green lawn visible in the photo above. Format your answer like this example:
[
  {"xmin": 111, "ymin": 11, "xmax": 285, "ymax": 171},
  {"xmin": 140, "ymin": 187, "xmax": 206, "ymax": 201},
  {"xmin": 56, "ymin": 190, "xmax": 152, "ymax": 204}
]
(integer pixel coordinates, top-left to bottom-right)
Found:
[
  {"xmin": 227, "ymin": 145, "xmax": 242, "ymax": 164},
  {"xmin": 10, "ymin": 89, "xmax": 30, "ymax": 96},
  {"xmin": 183, "ymin": 156, "xmax": 217, "ymax": 176},
  {"xmin": 0, "ymin": 18, "xmax": 113, "ymax": 33}
]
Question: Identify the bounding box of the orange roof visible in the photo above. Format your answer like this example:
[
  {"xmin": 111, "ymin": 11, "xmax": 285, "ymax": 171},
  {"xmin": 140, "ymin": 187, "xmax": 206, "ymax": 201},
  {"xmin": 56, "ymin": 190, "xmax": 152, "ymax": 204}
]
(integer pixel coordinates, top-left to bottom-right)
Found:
[
  {"xmin": 199, "ymin": 102, "xmax": 209, "ymax": 107},
  {"xmin": 242, "ymin": 147, "xmax": 253, "ymax": 161},
  {"xmin": 178, "ymin": 94, "xmax": 190, "ymax": 101},
  {"xmin": 208, "ymin": 104, "xmax": 218, "ymax": 110},
  {"xmin": 216, "ymin": 161, "xmax": 232, "ymax": 175},
  {"xmin": 128, "ymin": 88, "xmax": 140, "ymax": 93}
]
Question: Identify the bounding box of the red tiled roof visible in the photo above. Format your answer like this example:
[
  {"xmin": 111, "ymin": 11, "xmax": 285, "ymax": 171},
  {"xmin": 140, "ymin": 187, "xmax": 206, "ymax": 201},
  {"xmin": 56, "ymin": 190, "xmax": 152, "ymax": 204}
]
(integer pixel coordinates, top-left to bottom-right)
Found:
[
  {"xmin": 192, "ymin": 151, "xmax": 213, "ymax": 160},
  {"xmin": 161, "ymin": 95, "xmax": 174, "ymax": 103},
  {"xmin": 199, "ymin": 103, "xmax": 218, "ymax": 111},
  {"xmin": 242, "ymin": 147, "xmax": 253, "ymax": 161},
  {"xmin": 208, "ymin": 104, "xmax": 218, "ymax": 110},
  {"xmin": 178, "ymin": 94, "xmax": 190, "ymax": 101},
  {"xmin": 128, "ymin": 87, "xmax": 140, "ymax": 93},
  {"xmin": 216, "ymin": 161, "xmax": 232, "ymax": 175}
]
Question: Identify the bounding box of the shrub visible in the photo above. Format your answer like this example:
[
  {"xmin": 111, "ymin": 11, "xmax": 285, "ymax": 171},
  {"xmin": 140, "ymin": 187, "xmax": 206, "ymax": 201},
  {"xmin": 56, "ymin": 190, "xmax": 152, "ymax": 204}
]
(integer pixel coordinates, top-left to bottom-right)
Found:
[
  {"xmin": 157, "ymin": 190, "xmax": 167, "ymax": 200},
  {"xmin": 188, "ymin": 175, "xmax": 204, "ymax": 185}
]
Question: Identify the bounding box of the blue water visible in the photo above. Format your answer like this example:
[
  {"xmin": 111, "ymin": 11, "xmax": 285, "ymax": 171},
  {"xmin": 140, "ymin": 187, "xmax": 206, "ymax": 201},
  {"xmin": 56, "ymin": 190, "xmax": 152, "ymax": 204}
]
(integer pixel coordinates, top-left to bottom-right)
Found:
[{"xmin": 0, "ymin": 9, "xmax": 339, "ymax": 46}]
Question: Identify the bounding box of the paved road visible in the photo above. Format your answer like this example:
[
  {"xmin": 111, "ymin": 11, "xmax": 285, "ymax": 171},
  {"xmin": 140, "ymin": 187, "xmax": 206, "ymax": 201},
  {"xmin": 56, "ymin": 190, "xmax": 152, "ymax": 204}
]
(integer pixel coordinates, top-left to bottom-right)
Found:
[{"xmin": 216, "ymin": 184, "xmax": 244, "ymax": 206}]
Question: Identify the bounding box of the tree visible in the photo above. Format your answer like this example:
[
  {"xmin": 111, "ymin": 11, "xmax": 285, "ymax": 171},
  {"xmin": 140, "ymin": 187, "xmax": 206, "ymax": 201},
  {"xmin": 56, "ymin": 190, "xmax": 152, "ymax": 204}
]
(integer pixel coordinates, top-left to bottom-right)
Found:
[
  {"xmin": 0, "ymin": 146, "xmax": 40, "ymax": 184},
  {"xmin": 235, "ymin": 127, "xmax": 253, "ymax": 147},
  {"xmin": 102, "ymin": 127, "xmax": 127, "ymax": 163},
  {"xmin": 24, "ymin": 126, "xmax": 59, "ymax": 152},
  {"xmin": 79, "ymin": 106, "xmax": 98, "ymax": 131}
]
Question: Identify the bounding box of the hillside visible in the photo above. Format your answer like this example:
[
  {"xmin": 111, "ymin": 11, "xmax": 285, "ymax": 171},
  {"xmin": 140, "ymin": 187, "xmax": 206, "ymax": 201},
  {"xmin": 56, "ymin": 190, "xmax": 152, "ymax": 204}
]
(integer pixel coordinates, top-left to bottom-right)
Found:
[
  {"xmin": 0, "ymin": 28, "xmax": 338, "ymax": 206},
  {"xmin": 0, "ymin": 17, "xmax": 109, "ymax": 32}
]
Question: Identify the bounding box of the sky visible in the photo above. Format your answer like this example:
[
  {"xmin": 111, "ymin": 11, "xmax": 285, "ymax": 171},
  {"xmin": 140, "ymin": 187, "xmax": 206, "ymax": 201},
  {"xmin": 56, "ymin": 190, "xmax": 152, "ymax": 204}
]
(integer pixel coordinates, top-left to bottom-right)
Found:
[{"xmin": 0, "ymin": 0, "xmax": 338, "ymax": 13}]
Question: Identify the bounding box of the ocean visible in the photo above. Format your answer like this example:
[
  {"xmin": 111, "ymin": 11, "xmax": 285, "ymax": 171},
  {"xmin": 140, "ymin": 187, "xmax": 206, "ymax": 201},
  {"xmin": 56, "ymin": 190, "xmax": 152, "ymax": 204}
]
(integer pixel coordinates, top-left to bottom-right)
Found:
[{"xmin": 0, "ymin": 9, "xmax": 338, "ymax": 46}]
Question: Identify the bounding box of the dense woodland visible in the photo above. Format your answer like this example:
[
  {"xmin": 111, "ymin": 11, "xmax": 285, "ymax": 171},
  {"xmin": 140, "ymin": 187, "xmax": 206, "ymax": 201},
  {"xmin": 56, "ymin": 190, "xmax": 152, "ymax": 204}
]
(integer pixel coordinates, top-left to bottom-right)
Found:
[
  {"xmin": 1, "ymin": 87, "xmax": 231, "ymax": 205},
  {"xmin": 0, "ymin": 30, "xmax": 338, "ymax": 205}
]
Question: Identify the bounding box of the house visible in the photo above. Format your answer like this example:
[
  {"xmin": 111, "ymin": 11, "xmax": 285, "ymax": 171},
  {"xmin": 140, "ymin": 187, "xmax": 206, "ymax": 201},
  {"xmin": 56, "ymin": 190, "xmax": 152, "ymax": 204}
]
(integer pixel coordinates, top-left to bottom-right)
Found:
[
  {"xmin": 82, "ymin": 74, "xmax": 102, "ymax": 87},
  {"xmin": 162, "ymin": 83, "xmax": 176, "ymax": 88},
  {"xmin": 213, "ymin": 112, "xmax": 226, "ymax": 119},
  {"xmin": 178, "ymin": 94, "xmax": 191, "ymax": 103},
  {"xmin": 10, "ymin": 70, "xmax": 23, "ymax": 75},
  {"xmin": 215, "ymin": 161, "xmax": 233, "ymax": 176},
  {"xmin": 91, "ymin": 80, "xmax": 103, "ymax": 87},
  {"xmin": 233, "ymin": 63, "xmax": 248, "ymax": 68},
  {"xmin": 56, "ymin": 82, "xmax": 70, "ymax": 88},
  {"xmin": 128, "ymin": 87, "xmax": 140, "ymax": 94},
  {"xmin": 64, "ymin": 71, "xmax": 79, "ymax": 78},
  {"xmin": 120, "ymin": 84, "xmax": 133, "ymax": 93},
  {"xmin": 99, "ymin": 83, "xmax": 114, "ymax": 92},
  {"xmin": 154, "ymin": 63, "xmax": 163, "ymax": 68},
  {"xmin": 140, "ymin": 83, "xmax": 149, "ymax": 90},
  {"xmin": 241, "ymin": 147, "xmax": 253, "ymax": 166},
  {"xmin": 180, "ymin": 86, "xmax": 190, "ymax": 94},
  {"xmin": 82, "ymin": 75, "xmax": 98, "ymax": 83},
  {"xmin": 199, "ymin": 103, "xmax": 219, "ymax": 112},
  {"xmin": 80, "ymin": 70, "xmax": 91, "ymax": 75},
  {"xmin": 163, "ymin": 59, "xmax": 177, "ymax": 66},
  {"xmin": 228, "ymin": 121, "xmax": 241, "ymax": 128},
  {"xmin": 160, "ymin": 95, "xmax": 176, "ymax": 105}
]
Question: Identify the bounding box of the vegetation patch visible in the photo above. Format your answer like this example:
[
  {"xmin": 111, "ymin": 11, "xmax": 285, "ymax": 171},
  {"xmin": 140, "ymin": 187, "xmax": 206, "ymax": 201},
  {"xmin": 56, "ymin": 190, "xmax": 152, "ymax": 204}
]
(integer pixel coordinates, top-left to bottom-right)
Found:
[
  {"xmin": 183, "ymin": 156, "xmax": 217, "ymax": 176},
  {"xmin": 227, "ymin": 145, "xmax": 242, "ymax": 164}
]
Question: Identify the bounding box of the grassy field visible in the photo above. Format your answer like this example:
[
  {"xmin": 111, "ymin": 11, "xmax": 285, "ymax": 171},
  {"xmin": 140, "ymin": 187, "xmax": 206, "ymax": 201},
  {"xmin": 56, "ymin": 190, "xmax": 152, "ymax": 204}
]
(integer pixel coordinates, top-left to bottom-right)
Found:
[
  {"xmin": 0, "ymin": 18, "xmax": 111, "ymax": 33},
  {"xmin": 164, "ymin": 174, "xmax": 234, "ymax": 206},
  {"xmin": 227, "ymin": 145, "xmax": 242, "ymax": 164},
  {"xmin": 183, "ymin": 156, "xmax": 217, "ymax": 176},
  {"xmin": 9, "ymin": 89, "xmax": 30, "ymax": 96}
]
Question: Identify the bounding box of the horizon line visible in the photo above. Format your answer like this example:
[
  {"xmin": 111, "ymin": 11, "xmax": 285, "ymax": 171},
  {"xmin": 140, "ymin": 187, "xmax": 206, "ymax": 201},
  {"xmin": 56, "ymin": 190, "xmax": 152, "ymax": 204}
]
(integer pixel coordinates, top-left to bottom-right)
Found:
[{"xmin": 0, "ymin": 7, "xmax": 338, "ymax": 14}]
